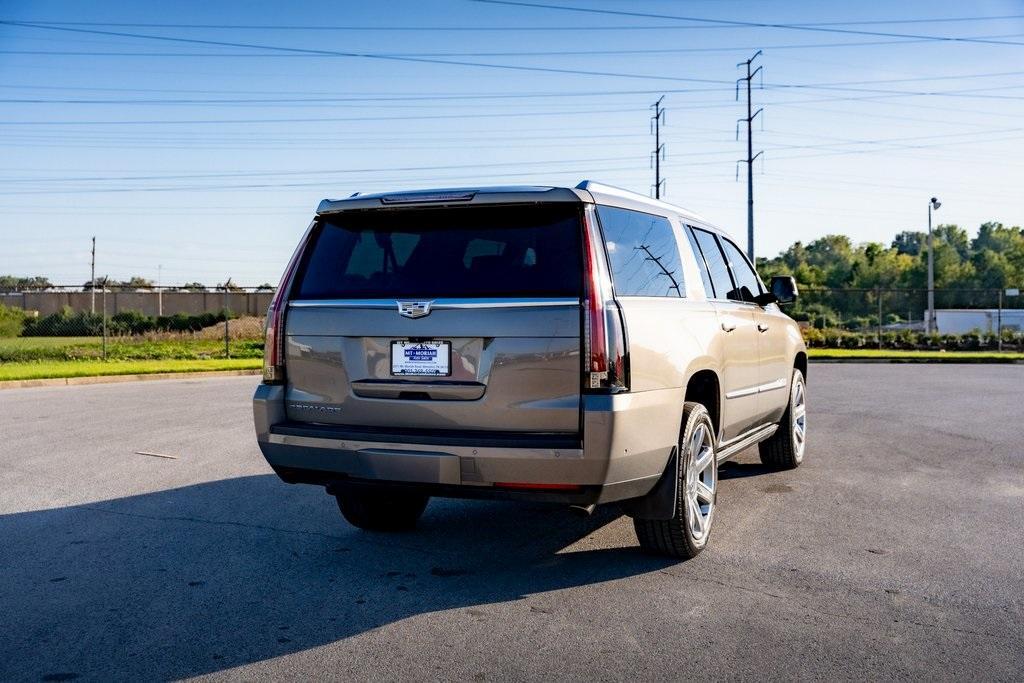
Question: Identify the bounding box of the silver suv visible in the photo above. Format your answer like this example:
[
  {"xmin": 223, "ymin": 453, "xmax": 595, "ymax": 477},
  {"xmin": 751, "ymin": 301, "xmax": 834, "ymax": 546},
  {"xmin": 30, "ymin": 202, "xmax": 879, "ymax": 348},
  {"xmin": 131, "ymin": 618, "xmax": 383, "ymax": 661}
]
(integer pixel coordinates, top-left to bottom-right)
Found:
[{"xmin": 253, "ymin": 181, "xmax": 807, "ymax": 558}]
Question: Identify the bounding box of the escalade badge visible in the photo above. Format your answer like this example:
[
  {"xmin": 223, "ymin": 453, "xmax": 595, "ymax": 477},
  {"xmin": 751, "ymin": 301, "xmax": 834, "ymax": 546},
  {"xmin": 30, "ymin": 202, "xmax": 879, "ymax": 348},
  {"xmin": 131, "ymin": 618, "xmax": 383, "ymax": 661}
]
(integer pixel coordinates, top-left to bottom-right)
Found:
[{"xmin": 397, "ymin": 300, "xmax": 432, "ymax": 319}]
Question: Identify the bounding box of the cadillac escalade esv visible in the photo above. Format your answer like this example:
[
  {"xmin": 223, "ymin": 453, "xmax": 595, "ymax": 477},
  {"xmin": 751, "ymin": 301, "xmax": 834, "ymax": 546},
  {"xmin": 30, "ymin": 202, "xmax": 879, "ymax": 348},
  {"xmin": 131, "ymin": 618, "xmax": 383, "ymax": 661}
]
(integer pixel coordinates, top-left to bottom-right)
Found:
[{"xmin": 253, "ymin": 181, "xmax": 807, "ymax": 558}]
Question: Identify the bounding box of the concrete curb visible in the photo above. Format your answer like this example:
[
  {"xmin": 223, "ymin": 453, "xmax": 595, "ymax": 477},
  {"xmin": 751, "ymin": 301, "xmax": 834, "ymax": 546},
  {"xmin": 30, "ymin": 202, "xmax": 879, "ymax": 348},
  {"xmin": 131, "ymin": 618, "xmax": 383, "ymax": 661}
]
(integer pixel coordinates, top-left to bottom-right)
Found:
[{"xmin": 0, "ymin": 368, "xmax": 261, "ymax": 390}]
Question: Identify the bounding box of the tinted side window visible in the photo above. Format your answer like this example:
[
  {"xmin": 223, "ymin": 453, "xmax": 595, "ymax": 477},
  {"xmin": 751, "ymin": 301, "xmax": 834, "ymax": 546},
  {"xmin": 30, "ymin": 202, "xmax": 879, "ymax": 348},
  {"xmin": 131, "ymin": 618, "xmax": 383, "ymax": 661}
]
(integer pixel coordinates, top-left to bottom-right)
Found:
[
  {"xmin": 684, "ymin": 226, "xmax": 715, "ymax": 298},
  {"xmin": 719, "ymin": 237, "xmax": 763, "ymax": 302},
  {"xmin": 691, "ymin": 228, "xmax": 734, "ymax": 300},
  {"xmin": 596, "ymin": 206, "xmax": 683, "ymax": 298}
]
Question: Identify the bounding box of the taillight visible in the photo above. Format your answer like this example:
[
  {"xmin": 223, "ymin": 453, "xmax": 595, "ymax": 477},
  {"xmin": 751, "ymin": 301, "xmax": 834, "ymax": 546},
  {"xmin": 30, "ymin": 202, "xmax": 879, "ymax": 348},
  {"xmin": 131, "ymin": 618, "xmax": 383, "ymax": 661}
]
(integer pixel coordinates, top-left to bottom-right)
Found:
[
  {"xmin": 263, "ymin": 221, "xmax": 315, "ymax": 384},
  {"xmin": 582, "ymin": 206, "xmax": 628, "ymax": 393}
]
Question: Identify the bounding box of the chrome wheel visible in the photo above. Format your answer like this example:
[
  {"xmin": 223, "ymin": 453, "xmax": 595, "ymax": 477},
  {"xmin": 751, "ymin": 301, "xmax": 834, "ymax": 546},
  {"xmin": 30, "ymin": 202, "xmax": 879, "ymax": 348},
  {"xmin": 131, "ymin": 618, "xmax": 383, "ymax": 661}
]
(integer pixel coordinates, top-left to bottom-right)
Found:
[
  {"xmin": 684, "ymin": 420, "xmax": 717, "ymax": 543},
  {"xmin": 791, "ymin": 373, "xmax": 807, "ymax": 462}
]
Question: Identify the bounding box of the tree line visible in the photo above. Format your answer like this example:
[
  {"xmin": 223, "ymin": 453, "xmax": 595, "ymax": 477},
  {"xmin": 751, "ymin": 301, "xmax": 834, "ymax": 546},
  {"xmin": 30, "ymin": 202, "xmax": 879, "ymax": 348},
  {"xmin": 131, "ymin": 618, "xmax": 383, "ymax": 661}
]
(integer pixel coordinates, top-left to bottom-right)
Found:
[{"xmin": 756, "ymin": 221, "xmax": 1023, "ymax": 292}]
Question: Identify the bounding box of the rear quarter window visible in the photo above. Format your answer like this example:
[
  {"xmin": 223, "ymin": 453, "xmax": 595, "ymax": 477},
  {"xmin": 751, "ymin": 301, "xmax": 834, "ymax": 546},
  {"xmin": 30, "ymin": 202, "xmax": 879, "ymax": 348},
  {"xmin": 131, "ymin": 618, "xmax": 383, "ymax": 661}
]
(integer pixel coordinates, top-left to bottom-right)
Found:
[
  {"xmin": 596, "ymin": 206, "xmax": 684, "ymax": 298},
  {"xmin": 294, "ymin": 204, "xmax": 583, "ymax": 299}
]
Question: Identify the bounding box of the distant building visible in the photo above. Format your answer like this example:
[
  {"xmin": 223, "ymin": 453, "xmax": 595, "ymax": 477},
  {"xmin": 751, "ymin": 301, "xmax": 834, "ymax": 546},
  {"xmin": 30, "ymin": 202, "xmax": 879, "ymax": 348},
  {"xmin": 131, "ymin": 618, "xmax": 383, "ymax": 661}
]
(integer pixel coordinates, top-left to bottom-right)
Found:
[{"xmin": 935, "ymin": 309, "xmax": 1024, "ymax": 335}]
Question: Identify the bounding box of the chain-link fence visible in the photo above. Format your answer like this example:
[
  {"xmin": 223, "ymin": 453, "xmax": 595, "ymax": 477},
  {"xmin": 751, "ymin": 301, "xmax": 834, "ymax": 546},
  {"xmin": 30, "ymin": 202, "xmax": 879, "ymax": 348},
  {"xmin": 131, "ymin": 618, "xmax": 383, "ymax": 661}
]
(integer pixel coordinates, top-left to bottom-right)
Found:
[
  {"xmin": 793, "ymin": 287, "xmax": 1024, "ymax": 351},
  {"xmin": 2, "ymin": 284, "xmax": 1023, "ymax": 359},
  {"xmin": 0, "ymin": 284, "xmax": 272, "ymax": 364}
]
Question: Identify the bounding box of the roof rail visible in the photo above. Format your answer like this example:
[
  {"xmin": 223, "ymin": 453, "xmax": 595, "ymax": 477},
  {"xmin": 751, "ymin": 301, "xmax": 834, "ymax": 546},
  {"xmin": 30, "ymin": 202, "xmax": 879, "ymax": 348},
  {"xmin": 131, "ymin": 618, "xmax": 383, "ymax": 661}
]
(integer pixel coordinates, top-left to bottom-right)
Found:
[{"xmin": 576, "ymin": 180, "xmax": 710, "ymax": 224}]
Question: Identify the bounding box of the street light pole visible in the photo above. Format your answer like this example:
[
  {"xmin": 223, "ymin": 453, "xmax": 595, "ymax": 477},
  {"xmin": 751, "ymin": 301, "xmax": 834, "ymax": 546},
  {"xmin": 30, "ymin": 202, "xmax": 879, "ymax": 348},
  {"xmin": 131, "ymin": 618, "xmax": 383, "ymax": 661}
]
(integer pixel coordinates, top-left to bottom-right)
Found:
[{"xmin": 927, "ymin": 197, "xmax": 941, "ymax": 334}]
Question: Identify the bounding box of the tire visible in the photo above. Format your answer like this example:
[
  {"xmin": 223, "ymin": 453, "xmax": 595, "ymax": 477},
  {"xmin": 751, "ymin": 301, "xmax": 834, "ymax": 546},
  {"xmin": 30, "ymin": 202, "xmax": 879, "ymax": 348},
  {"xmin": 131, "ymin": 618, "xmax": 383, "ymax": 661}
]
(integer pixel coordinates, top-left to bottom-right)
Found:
[
  {"xmin": 334, "ymin": 486, "xmax": 430, "ymax": 531},
  {"xmin": 633, "ymin": 401, "xmax": 718, "ymax": 559},
  {"xmin": 758, "ymin": 368, "xmax": 807, "ymax": 470}
]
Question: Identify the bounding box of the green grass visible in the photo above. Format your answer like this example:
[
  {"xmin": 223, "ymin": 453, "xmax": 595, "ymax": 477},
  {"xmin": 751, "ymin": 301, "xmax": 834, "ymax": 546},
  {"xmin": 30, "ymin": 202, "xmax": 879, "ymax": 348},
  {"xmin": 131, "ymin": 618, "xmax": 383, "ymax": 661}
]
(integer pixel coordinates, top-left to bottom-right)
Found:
[
  {"xmin": 809, "ymin": 348, "xmax": 1024, "ymax": 362},
  {"xmin": 0, "ymin": 336, "xmax": 263, "ymax": 362},
  {"xmin": 0, "ymin": 358, "xmax": 262, "ymax": 382},
  {"xmin": 0, "ymin": 336, "xmax": 98, "ymax": 350}
]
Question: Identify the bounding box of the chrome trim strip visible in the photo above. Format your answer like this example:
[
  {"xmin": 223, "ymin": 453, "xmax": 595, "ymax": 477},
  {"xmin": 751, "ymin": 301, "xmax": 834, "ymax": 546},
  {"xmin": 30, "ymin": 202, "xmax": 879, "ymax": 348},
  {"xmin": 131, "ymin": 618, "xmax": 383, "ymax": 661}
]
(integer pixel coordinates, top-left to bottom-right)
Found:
[
  {"xmin": 267, "ymin": 432, "xmax": 584, "ymax": 459},
  {"xmin": 724, "ymin": 377, "xmax": 787, "ymax": 400},
  {"xmin": 289, "ymin": 297, "xmax": 580, "ymax": 310},
  {"xmin": 716, "ymin": 423, "xmax": 778, "ymax": 462},
  {"xmin": 759, "ymin": 377, "xmax": 788, "ymax": 393},
  {"xmin": 724, "ymin": 385, "xmax": 759, "ymax": 400}
]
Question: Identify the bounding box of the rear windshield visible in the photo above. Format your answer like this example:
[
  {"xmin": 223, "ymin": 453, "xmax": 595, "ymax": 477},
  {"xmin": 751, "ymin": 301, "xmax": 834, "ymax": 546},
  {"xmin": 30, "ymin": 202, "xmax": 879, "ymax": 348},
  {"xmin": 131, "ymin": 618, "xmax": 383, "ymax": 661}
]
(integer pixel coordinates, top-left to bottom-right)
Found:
[{"xmin": 294, "ymin": 204, "xmax": 583, "ymax": 299}]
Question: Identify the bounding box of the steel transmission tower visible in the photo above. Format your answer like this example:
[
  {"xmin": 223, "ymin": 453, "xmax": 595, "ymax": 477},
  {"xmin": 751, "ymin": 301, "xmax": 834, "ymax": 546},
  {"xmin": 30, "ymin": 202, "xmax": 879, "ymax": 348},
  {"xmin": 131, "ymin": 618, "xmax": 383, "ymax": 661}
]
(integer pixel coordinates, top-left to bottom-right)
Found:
[
  {"xmin": 737, "ymin": 51, "xmax": 763, "ymax": 261},
  {"xmin": 651, "ymin": 96, "xmax": 666, "ymax": 199}
]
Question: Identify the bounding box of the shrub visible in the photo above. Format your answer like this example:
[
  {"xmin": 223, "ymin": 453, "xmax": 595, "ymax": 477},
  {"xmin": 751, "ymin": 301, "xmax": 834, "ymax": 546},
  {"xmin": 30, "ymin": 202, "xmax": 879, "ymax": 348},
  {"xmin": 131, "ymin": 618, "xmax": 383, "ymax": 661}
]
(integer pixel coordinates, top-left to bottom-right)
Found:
[
  {"xmin": 801, "ymin": 326, "xmax": 825, "ymax": 347},
  {"xmin": 23, "ymin": 306, "xmax": 104, "ymax": 336},
  {"xmin": 19, "ymin": 307, "xmax": 234, "ymax": 337},
  {"xmin": 110, "ymin": 310, "xmax": 155, "ymax": 335},
  {"xmin": 0, "ymin": 303, "xmax": 27, "ymax": 337},
  {"xmin": 844, "ymin": 316, "xmax": 874, "ymax": 331}
]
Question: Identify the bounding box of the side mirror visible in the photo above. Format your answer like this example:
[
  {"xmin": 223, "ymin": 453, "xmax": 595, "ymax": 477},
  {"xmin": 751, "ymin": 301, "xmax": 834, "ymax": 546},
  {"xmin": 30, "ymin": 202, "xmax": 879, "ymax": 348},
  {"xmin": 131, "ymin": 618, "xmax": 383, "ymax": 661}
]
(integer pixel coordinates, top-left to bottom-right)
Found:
[
  {"xmin": 752, "ymin": 276, "xmax": 798, "ymax": 307},
  {"xmin": 770, "ymin": 275, "xmax": 798, "ymax": 305}
]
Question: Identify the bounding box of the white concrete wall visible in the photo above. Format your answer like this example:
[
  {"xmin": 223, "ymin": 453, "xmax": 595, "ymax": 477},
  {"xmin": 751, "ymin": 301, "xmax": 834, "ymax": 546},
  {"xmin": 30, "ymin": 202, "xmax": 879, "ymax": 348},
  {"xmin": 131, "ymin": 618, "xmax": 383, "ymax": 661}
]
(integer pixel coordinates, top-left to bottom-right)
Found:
[{"xmin": 935, "ymin": 309, "xmax": 1024, "ymax": 334}]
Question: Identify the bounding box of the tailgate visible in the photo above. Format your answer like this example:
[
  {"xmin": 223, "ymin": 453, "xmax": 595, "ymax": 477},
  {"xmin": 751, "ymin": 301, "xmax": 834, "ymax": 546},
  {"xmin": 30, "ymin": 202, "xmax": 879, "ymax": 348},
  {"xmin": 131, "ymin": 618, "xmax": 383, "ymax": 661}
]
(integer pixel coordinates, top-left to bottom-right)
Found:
[
  {"xmin": 284, "ymin": 301, "xmax": 580, "ymax": 433},
  {"xmin": 281, "ymin": 202, "xmax": 584, "ymax": 435}
]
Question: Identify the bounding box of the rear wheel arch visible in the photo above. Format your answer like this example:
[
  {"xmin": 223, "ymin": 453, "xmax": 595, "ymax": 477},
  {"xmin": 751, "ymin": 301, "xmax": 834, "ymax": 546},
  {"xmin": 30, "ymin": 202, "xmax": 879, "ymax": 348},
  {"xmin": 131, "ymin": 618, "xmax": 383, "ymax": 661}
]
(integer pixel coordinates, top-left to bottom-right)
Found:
[
  {"xmin": 795, "ymin": 351, "xmax": 808, "ymax": 383},
  {"xmin": 684, "ymin": 369, "xmax": 721, "ymax": 440}
]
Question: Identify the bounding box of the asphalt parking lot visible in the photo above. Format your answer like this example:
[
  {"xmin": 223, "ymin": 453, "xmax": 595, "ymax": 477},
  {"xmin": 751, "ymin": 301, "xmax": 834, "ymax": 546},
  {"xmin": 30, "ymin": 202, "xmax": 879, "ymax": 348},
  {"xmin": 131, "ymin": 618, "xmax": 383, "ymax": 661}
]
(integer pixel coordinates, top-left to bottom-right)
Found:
[{"xmin": 1, "ymin": 364, "xmax": 1021, "ymax": 681}]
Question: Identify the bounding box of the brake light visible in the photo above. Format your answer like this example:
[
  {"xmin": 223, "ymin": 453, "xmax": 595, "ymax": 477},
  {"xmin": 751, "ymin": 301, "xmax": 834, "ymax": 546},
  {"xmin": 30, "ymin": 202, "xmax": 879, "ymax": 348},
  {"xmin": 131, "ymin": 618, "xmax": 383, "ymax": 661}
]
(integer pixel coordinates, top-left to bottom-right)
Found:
[
  {"xmin": 581, "ymin": 206, "xmax": 628, "ymax": 392},
  {"xmin": 263, "ymin": 221, "xmax": 315, "ymax": 384}
]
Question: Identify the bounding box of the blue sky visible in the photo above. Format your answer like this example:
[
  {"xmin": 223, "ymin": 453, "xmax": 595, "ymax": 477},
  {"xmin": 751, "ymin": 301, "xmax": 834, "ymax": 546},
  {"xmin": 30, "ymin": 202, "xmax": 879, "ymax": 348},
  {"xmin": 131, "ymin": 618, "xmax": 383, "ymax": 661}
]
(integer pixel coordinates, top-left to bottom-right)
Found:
[{"xmin": 2, "ymin": 0, "xmax": 1023, "ymax": 286}]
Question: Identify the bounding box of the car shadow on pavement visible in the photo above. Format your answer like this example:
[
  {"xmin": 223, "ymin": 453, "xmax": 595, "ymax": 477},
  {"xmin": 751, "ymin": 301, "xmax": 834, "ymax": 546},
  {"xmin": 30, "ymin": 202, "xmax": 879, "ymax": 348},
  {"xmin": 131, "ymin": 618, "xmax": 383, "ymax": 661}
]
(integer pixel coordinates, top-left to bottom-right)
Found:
[
  {"xmin": 0, "ymin": 474, "xmax": 678, "ymax": 680},
  {"xmin": 718, "ymin": 460, "xmax": 775, "ymax": 480}
]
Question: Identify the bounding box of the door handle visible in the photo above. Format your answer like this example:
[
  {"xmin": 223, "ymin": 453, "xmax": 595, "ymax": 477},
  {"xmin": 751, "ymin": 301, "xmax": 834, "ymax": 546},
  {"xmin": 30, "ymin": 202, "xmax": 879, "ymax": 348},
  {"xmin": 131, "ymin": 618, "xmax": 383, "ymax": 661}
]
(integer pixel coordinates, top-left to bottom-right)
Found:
[
  {"xmin": 757, "ymin": 323, "xmax": 770, "ymax": 333},
  {"xmin": 721, "ymin": 322, "xmax": 736, "ymax": 333}
]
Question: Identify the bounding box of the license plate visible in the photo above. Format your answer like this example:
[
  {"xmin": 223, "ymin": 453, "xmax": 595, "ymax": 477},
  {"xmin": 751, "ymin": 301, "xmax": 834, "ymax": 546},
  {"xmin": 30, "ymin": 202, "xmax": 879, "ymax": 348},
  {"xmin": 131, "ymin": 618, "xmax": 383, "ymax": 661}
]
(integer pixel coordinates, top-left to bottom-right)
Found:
[{"xmin": 391, "ymin": 340, "xmax": 451, "ymax": 376}]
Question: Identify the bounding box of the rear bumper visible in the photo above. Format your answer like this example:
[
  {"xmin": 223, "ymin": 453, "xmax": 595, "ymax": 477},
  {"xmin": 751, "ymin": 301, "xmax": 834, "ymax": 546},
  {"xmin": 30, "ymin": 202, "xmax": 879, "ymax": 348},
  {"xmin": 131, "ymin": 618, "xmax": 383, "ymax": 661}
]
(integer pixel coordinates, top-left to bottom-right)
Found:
[{"xmin": 253, "ymin": 384, "xmax": 679, "ymax": 505}]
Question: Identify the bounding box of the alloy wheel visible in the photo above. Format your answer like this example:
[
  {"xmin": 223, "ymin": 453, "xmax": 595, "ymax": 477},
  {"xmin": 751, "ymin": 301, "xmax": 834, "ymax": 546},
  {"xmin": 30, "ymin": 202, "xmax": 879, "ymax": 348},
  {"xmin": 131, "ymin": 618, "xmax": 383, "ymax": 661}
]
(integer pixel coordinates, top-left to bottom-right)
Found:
[
  {"xmin": 684, "ymin": 421, "xmax": 717, "ymax": 542},
  {"xmin": 792, "ymin": 375, "xmax": 807, "ymax": 461}
]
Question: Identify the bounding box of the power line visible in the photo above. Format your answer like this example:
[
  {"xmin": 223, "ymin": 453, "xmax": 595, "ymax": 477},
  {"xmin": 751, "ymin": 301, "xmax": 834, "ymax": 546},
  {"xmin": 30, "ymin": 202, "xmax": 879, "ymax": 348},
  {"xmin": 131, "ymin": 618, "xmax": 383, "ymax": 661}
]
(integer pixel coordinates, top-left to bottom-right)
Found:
[
  {"xmin": 6, "ymin": 31, "xmax": 1024, "ymax": 59},
  {"xmin": 3, "ymin": 127, "xmax": 1021, "ymax": 189},
  {"xmin": 0, "ymin": 21, "xmax": 737, "ymax": 85},
  {"xmin": 1, "ymin": 71, "xmax": 1021, "ymax": 103},
  {"xmin": 8, "ymin": 14, "xmax": 1023, "ymax": 30},
  {"xmin": 0, "ymin": 106, "xmax": 647, "ymax": 126},
  {"xmin": 14, "ymin": 19, "xmax": 1020, "ymax": 95},
  {"xmin": 7, "ymin": 128, "xmax": 1021, "ymax": 197},
  {"xmin": 472, "ymin": 1, "xmax": 1024, "ymax": 46},
  {"xmin": 0, "ymin": 38, "xmax": 975, "ymax": 59},
  {"xmin": 0, "ymin": 154, "xmax": 647, "ymax": 184},
  {"xmin": 0, "ymin": 163, "xmax": 654, "ymax": 196},
  {"xmin": 8, "ymin": 69, "xmax": 1024, "ymax": 104}
]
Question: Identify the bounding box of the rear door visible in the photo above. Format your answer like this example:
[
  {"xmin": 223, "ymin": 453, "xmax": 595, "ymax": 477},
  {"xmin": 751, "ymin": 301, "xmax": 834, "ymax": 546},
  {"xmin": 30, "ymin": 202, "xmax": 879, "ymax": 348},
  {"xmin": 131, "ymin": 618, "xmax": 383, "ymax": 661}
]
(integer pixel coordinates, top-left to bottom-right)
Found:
[
  {"xmin": 716, "ymin": 236, "xmax": 791, "ymax": 423},
  {"xmin": 282, "ymin": 202, "xmax": 584, "ymax": 435},
  {"xmin": 689, "ymin": 227, "xmax": 762, "ymax": 440}
]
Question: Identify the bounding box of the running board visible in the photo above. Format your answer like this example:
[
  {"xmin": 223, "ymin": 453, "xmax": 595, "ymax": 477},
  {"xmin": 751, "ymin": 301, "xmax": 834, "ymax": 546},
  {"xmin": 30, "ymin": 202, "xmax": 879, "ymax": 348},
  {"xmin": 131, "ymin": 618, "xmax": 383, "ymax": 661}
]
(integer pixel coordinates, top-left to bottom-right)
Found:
[{"xmin": 717, "ymin": 423, "xmax": 778, "ymax": 462}]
